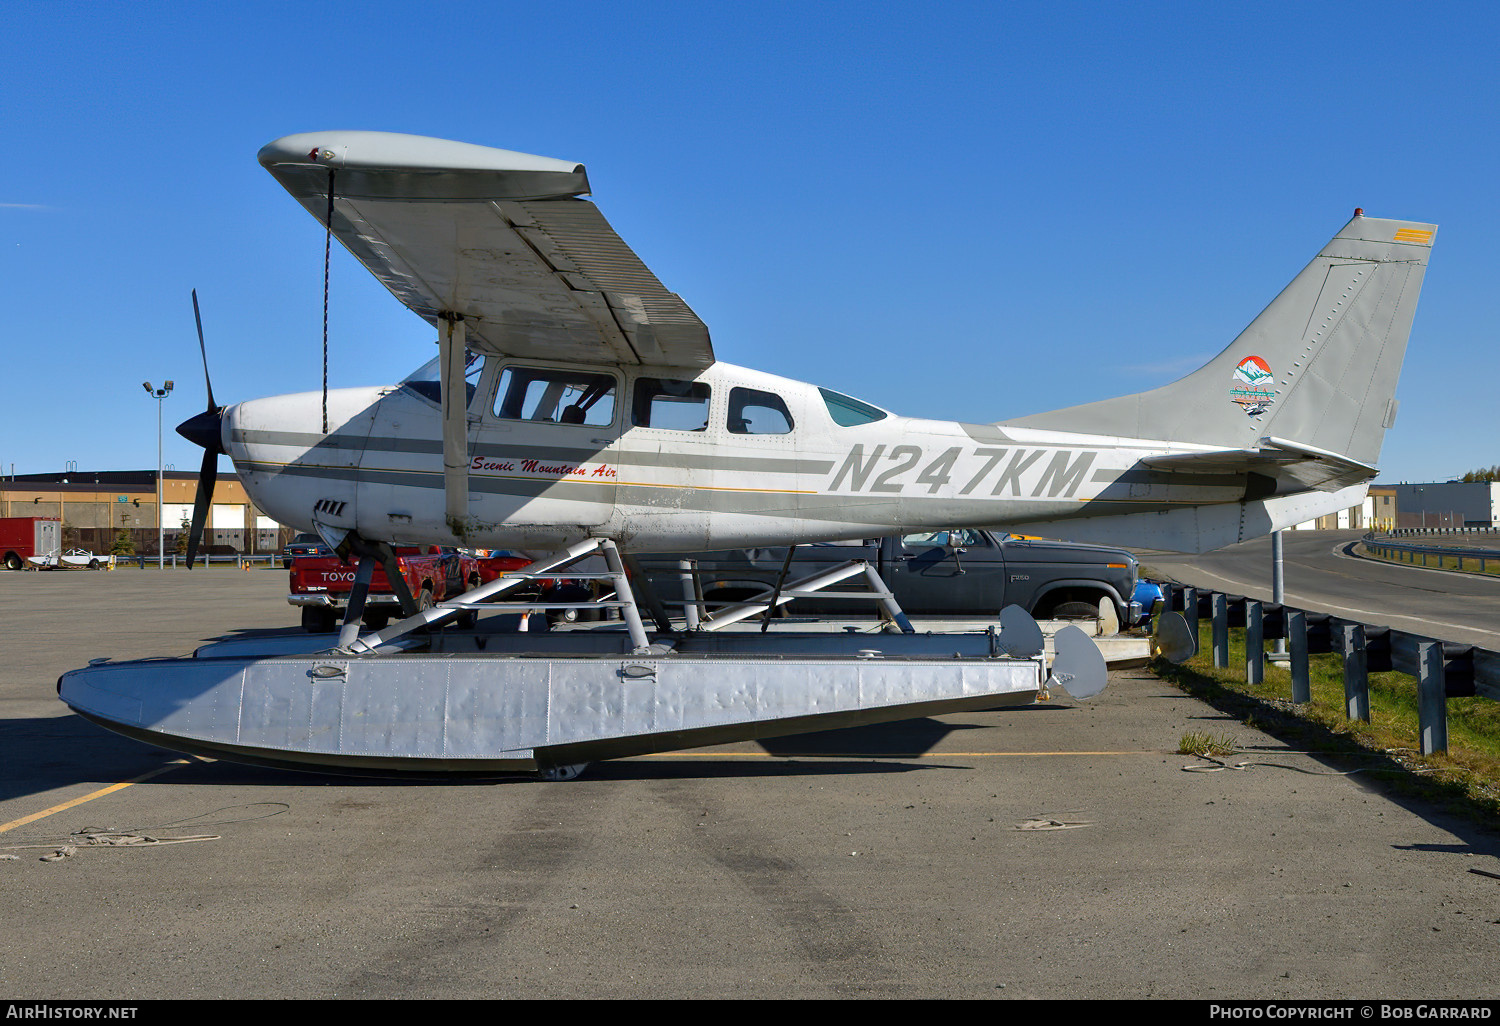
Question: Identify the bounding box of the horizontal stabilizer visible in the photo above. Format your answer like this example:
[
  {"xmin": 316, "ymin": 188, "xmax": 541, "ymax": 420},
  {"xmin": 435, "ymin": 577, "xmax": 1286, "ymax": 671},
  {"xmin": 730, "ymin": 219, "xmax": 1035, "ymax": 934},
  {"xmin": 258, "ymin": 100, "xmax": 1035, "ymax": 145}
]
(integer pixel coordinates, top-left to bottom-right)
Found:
[{"xmin": 1141, "ymin": 437, "xmax": 1377, "ymax": 493}]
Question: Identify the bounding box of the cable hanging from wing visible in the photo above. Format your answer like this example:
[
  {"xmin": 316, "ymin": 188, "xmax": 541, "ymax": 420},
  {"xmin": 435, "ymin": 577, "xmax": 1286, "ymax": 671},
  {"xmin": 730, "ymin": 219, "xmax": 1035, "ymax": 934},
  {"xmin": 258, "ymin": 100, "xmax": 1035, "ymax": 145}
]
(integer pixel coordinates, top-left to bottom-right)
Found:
[{"xmin": 322, "ymin": 168, "xmax": 335, "ymax": 435}]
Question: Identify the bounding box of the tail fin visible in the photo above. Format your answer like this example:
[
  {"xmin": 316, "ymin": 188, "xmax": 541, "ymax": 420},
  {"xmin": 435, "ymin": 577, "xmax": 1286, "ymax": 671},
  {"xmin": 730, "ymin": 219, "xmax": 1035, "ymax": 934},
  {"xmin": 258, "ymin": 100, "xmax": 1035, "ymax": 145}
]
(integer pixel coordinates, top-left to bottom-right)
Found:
[{"xmin": 1006, "ymin": 213, "xmax": 1435, "ymax": 467}]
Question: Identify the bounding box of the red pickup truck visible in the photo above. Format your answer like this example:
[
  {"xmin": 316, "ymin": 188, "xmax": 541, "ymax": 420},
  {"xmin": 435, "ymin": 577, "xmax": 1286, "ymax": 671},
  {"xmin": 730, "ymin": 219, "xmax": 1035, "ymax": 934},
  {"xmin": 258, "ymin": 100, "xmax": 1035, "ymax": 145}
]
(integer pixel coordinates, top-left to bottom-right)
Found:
[{"xmin": 288, "ymin": 547, "xmax": 528, "ymax": 632}]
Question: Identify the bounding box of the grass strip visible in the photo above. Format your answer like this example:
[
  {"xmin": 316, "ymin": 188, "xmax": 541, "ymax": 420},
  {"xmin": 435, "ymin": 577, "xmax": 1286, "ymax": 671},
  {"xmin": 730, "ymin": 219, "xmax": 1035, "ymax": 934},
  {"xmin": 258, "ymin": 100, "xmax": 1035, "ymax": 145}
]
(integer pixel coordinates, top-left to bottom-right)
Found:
[
  {"xmin": 1357, "ymin": 543, "xmax": 1500, "ymax": 577},
  {"xmin": 1151, "ymin": 624, "xmax": 1500, "ymax": 824}
]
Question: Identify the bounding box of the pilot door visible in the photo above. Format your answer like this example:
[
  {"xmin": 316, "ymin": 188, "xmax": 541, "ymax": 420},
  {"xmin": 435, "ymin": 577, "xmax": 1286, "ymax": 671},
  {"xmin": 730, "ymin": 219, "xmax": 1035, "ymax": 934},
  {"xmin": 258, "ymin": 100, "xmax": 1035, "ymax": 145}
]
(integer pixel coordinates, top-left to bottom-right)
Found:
[{"xmin": 466, "ymin": 362, "xmax": 621, "ymax": 536}]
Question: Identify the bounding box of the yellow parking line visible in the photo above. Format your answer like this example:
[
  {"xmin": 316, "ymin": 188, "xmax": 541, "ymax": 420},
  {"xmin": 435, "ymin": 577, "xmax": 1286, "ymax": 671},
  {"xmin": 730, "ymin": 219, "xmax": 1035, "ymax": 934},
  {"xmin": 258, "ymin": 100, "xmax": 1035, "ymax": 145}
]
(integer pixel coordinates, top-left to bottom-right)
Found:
[
  {"xmin": 633, "ymin": 750, "xmax": 1161, "ymax": 759},
  {"xmin": 0, "ymin": 761, "xmax": 191, "ymax": 835}
]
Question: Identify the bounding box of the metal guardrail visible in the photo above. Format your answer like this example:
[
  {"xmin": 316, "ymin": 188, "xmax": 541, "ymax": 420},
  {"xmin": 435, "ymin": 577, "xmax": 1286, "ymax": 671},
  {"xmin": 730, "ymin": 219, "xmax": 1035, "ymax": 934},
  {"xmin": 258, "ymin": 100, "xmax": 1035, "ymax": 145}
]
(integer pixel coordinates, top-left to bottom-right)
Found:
[
  {"xmin": 130, "ymin": 553, "xmax": 282, "ymax": 570},
  {"xmin": 1164, "ymin": 585, "xmax": 1499, "ymax": 756},
  {"xmin": 1383, "ymin": 526, "xmax": 1500, "ymax": 538},
  {"xmin": 1361, "ymin": 531, "xmax": 1500, "ymax": 573}
]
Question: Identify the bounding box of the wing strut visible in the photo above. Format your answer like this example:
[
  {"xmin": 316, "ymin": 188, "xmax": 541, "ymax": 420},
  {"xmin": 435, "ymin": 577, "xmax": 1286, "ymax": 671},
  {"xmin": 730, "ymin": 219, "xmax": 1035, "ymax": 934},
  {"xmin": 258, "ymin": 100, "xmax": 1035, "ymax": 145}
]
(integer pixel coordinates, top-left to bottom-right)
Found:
[
  {"xmin": 440, "ymin": 313, "xmax": 469, "ymax": 532},
  {"xmin": 322, "ymin": 168, "xmax": 335, "ymax": 434}
]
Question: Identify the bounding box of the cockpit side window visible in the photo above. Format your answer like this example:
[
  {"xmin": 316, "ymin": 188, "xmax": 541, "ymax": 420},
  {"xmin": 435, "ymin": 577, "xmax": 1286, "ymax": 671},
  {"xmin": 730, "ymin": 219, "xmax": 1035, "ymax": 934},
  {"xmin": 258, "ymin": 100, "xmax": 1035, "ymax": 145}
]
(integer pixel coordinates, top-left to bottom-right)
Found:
[
  {"xmin": 493, "ymin": 366, "xmax": 617, "ymax": 426},
  {"xmin": 818, "ymin": 386, "xmax": 887, "ymax": 426},
  {"xmin": 632, "ymin": 377, "xmax": 711, "ymax": 431},
  {"xmin": 727, "ymin": 387, "xmax": 794, "ymax": 435}
]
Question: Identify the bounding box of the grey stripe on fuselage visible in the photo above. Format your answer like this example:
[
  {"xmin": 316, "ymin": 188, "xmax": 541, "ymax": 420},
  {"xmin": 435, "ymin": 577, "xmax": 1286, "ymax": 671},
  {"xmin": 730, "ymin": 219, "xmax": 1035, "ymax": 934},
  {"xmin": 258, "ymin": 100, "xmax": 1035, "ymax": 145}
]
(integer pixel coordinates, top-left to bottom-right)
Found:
[
  {"xmin": 232, "ymin": 429, "xmax": 835, "ymax": 475},
  {"xmin": 239, "ymin": 458, "xmax": 1233, "ymax": 525}
]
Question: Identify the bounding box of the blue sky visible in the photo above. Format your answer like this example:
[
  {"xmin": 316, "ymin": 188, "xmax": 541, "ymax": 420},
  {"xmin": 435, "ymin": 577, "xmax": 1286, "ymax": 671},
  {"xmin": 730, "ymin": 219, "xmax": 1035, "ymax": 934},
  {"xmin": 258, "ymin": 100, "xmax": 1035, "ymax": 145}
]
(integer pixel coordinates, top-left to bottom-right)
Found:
[{"xmin": 2, "ymin": 1, "xmax": 1494, "ymax": 485}]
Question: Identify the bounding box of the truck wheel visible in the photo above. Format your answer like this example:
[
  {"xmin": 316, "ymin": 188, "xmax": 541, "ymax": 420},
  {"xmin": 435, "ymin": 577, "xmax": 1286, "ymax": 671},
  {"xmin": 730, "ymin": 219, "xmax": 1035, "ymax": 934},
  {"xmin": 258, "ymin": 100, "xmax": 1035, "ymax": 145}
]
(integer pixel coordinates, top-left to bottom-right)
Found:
[
  {"xmin": 301, "ymin": 607, "xmax": 336, "ymax": 633},
  {"xmin": 547, "ymin": 584, "xmax": 591, "ymax": 625},
  {"xmin": 4, "ymin": 553, "xmax": 22, "ymax": 571},
  {"xmin": 538, "ymin": 763, "xmax": 589, "ymax": 781}
]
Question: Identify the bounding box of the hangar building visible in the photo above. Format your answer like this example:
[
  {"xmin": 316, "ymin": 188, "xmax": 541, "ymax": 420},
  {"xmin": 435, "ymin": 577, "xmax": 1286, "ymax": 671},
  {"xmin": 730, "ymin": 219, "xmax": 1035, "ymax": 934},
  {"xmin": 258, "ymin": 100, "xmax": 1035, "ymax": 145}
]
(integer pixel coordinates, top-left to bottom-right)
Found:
[{"xmin": 0, "ymin": 470, "xmax": 289, "ymax": 557}]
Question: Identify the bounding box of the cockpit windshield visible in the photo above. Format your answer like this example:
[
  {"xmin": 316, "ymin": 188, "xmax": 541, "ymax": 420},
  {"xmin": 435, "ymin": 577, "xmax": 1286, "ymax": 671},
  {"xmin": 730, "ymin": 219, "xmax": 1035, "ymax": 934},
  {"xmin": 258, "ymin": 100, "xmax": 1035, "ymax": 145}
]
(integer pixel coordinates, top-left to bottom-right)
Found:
[{"xmin": 400, "ymin": 352, "xmax": 486, "ymax": 407}]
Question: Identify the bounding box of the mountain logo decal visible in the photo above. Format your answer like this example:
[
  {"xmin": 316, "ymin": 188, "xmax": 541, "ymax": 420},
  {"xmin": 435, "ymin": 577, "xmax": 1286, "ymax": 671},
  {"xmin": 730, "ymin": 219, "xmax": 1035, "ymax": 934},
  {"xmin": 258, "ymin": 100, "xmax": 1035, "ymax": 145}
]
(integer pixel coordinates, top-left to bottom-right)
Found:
[{"xmin": 1230, "ymin": 355, "xmax": 1276, "ymax": 417}]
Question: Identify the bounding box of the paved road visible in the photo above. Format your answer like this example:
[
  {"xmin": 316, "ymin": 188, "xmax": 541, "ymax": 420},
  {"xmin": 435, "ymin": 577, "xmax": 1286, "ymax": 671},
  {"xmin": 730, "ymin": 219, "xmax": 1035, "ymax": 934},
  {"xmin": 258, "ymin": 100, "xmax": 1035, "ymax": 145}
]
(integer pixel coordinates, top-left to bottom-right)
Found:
[
  {"xmin": 2, "ymin": 568, "xmax": 1498, "ymax": 999},
  {"xmin": 1138, "ymin": 530, "xmax": 1500, "ymax": 650}
]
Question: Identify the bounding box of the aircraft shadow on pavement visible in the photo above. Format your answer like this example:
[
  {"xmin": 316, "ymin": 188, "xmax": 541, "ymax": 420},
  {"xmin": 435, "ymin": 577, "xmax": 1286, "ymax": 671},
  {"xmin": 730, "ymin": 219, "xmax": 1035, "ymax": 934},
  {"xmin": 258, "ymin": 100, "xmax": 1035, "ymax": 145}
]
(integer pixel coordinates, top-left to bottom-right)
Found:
[
  {"xmin": 758, "ymin": 716, "xmax": 1002, "ymax": 758},
  {"xmin": 8, "ymin": 700, "xmax": 1075, "ymax": 799},
  {"xmin": 2, "ymin": 713, "xmax": 980, "ymax": 797},
  {"xmin": 0, "ymin": 715, "xmax": 181, "ymax": 804}
]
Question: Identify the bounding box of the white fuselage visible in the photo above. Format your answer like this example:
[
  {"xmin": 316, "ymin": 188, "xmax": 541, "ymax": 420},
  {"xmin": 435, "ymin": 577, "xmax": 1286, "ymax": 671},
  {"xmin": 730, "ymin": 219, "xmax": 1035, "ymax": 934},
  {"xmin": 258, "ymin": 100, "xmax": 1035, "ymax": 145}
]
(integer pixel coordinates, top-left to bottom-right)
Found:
[{"xmin": 223, "ymin": 358, "xmax": 1355, "ymax": 555}]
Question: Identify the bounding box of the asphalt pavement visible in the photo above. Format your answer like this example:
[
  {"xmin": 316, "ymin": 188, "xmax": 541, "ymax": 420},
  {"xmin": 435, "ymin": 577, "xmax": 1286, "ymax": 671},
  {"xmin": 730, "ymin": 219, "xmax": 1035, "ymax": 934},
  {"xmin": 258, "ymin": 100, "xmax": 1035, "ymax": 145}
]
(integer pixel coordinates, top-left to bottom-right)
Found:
[
  {"xmin": 1137, "ymin": 530, "xmax": 1500, "ymax": 650},
  {"xmin": 1, "ymin": 566, "xmax": 1498, "ymax": 999}
]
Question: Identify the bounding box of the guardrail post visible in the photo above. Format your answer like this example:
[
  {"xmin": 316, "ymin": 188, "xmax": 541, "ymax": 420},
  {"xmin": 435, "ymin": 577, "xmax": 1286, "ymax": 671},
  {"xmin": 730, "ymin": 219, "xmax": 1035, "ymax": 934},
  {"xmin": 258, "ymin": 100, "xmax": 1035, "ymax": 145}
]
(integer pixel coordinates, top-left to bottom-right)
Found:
[
  {"xmin": 1417, "ymin": 641, "xmax": 1448, "ymax": 755},
  {"xmin": 1211, "ymin": 593, "xmax": 1228, "ymax": 669},
  {"xmin": 1342, "ymin": 623, "xmax": 1370, "ymax": 723},
  {"xmin": 1288, "ymin": 610, "xmax": 1310, "ymax": 704},
  {"xmin": 1182, "ymin": 587, "xmax": 1198, "ymax": 647},
  {"xmin": 1245, "ymin": 600, "xmax": 1264, "ymax": 685}
]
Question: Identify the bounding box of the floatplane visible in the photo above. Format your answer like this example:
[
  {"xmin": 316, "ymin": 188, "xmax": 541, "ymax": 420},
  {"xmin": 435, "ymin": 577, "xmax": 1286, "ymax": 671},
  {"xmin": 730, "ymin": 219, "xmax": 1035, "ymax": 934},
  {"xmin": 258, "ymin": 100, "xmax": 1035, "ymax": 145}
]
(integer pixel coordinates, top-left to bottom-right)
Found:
[{"xmin": 58, "ymin": 132, "xmax": 1435, "ymax": 777}]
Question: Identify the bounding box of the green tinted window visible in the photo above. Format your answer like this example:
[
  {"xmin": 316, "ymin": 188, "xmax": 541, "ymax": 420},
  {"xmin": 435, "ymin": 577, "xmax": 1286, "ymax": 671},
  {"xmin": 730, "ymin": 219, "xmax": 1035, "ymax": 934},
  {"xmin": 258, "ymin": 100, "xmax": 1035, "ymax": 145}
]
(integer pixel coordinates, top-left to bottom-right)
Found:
[{"xmin": 819, "ymin": 387, "xmax": 887, "ymax": 427}]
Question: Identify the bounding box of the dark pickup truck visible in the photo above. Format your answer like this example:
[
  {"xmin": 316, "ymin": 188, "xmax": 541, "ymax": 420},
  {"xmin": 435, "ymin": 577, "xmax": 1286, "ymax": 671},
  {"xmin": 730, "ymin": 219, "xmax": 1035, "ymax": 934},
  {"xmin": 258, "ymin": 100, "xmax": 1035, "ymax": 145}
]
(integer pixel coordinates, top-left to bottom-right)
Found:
[{"xmin": 637, "ymin": 530, "xmax": 1142, "ymax": 626}]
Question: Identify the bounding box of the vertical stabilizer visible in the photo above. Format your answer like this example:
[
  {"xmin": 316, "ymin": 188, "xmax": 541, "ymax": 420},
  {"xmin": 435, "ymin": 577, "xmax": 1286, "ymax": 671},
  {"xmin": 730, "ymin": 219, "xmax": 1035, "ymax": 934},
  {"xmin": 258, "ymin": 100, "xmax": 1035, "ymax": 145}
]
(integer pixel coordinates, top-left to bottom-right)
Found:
[{"xmin": 1006, "ymin": 214, "xmax": 1435, "ymax": 466}]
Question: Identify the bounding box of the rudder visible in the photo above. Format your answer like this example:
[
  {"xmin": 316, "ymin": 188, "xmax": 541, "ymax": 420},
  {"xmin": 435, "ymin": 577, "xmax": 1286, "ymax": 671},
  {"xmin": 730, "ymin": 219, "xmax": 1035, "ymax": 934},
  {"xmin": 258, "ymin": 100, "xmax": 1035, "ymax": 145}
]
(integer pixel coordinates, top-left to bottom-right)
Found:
[{"xmin": 1006, "ymin": 212, "xmax": 1436, "ymax": 467}]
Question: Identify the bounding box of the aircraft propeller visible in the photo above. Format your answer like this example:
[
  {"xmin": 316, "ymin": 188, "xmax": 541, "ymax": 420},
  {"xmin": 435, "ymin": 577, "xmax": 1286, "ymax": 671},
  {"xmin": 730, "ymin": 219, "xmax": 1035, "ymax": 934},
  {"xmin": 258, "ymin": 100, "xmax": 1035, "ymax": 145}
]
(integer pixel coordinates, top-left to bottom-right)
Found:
[{"xmin": 174, "ymin": 289, "xmax": 226, "ymax": 567}]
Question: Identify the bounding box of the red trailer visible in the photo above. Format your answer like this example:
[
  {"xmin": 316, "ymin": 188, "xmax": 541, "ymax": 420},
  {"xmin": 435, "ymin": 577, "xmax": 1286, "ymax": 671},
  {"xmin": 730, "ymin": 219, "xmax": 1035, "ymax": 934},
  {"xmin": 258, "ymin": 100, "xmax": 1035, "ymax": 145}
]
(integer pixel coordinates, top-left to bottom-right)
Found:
[{"xmin": 0, "ymin": 517, "xmax": 62, "ymax": 570}]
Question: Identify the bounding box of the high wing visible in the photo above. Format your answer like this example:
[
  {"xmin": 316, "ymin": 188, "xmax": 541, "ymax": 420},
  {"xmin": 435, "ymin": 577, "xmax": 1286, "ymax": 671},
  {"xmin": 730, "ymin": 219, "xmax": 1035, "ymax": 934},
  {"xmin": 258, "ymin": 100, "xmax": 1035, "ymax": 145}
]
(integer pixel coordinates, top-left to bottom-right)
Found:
[
  {"xmin": 1139, "ymin": 437, "xmax": 1378, "ymax": 494},
  {"xmin": 258, "ymin": 131, "xmax": 713, "ymax": 369}
]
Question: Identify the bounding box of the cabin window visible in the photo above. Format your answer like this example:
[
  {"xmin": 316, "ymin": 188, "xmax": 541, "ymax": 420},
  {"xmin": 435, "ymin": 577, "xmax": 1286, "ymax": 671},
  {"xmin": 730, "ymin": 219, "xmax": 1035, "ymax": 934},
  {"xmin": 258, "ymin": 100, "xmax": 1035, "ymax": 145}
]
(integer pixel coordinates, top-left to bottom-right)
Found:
[
  {"xmin": 400, "ymin": 353, "xmax": 486, "ymax": 409},
  {"xmin": 632, "ymin": 377, "xmax": 711, "ymax": 431},
  {"xmin": 818, "ymin": 386, "xmax": 887, "ymax": 426},
  {"xmin": 493, "ymin": 367, "xmax": 617, "ymax": 426},
  {"xmin": 727, "ymin": 388, "xmax": 794, "ymax": 435}
]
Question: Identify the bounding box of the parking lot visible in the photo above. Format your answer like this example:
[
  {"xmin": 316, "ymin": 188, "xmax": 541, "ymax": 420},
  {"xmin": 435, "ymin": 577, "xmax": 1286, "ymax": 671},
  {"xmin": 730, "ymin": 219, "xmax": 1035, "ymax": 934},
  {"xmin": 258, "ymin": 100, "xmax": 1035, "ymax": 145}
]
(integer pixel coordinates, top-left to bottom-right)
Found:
[{"xmin": 2, "ymin": 569, "xmax": 1498, "ymax": 999}]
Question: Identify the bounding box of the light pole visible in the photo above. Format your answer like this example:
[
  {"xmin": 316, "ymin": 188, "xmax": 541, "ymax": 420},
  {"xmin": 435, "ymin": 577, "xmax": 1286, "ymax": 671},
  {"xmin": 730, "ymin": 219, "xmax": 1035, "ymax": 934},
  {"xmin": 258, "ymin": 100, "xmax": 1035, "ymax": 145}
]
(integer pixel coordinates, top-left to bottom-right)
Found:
[{"xmin": 142, "ymin": 381, "xmax": 174, "ymax": 568}]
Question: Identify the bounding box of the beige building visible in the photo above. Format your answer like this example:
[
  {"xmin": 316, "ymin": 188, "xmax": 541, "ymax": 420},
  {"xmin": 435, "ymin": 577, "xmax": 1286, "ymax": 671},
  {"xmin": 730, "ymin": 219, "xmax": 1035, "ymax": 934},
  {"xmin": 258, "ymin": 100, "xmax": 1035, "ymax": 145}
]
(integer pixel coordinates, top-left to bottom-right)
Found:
[{"xmin": 0, "ymin": 471, "xmax": 288, "ymax": 556}]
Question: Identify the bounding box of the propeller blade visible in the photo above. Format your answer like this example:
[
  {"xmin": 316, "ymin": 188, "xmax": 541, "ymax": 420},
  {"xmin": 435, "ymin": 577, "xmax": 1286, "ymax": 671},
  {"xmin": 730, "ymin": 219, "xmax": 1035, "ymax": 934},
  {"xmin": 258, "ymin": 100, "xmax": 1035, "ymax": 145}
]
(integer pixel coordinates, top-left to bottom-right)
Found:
[
  {"xmin": 192, "ymin": 289, "xmax": 216, "ymax": 412},
  {"xmin": 185, "ymin": 447, "xmax": 217, "ymax": 568}
]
